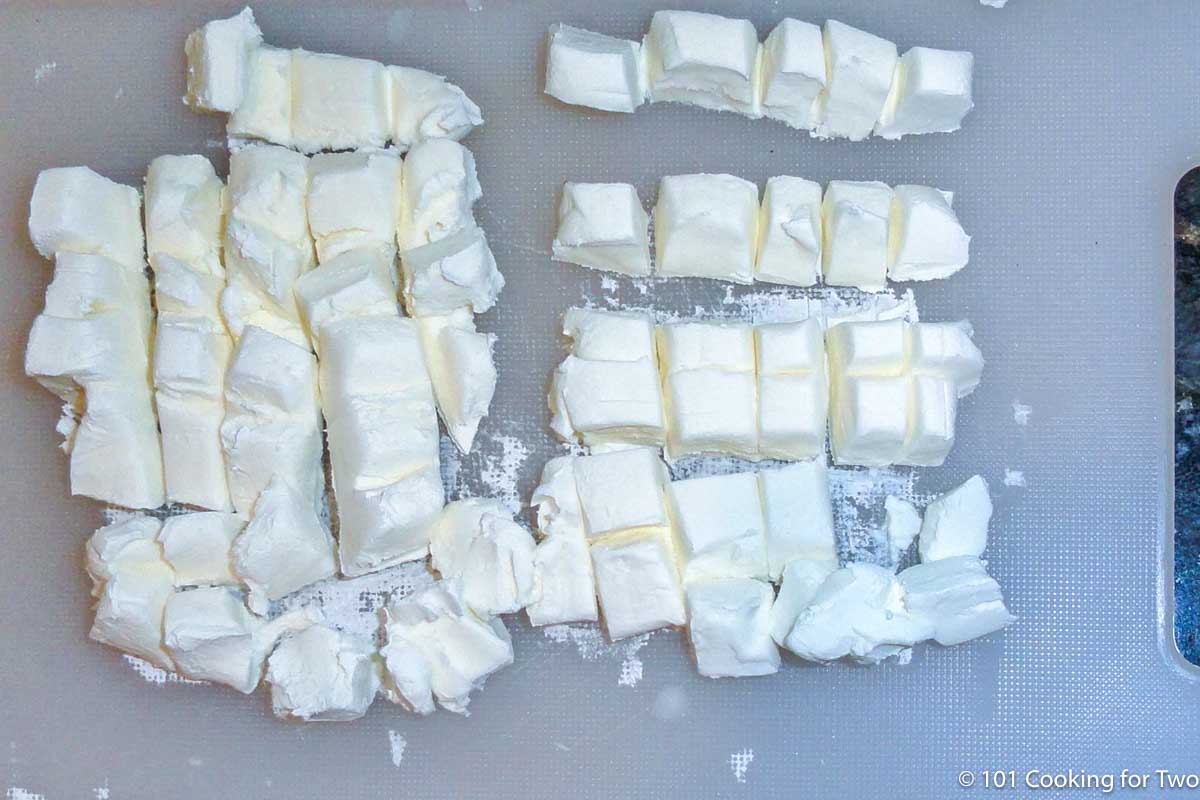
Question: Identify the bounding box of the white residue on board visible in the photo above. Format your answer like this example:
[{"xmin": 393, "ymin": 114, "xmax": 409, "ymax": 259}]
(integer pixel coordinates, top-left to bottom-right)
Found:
[
  {"xmin": 729, "ymin": 749, "xmax": 755, "ymax": 784},
  {"xmin": 1012, "ymin": 401, "xmax": 1032, "ymax": 425},
  {"xmin": 543, "ymin": 624, "xmax": 653, "ymax": 686},
  {"xmin": 477, "ymin": 433, "xmax": 530, "ymax": 512},
  {"xmin": 387, "ymin": 730, "xmax": 407, "ymax": 768},
  {"xmin": 93, "ymin": 787, "xmax": 109, "ymax": 800},
  {"xmin": 1003, "ymin": 469, "xmax": 1027, "ymax": 487},
  {"xmin": 33, "ymin": 62, "xmax": 57, "ymax": 82},
  {"xmin": 122, "ymin": 655, "xmax": 205, "ymax": 686},
  {"xmin": 7, "ymin": 789, "xmax": 45, "ymax": 800}
]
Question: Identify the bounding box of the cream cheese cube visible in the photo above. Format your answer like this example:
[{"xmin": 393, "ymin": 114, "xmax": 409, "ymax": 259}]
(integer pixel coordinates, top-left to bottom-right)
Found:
[
  {"xmin": 898, "ymin": 556, "xmax": 1013, "ymax": 645},
  {"xmin": 42, "ymin": 251, "xmax": 151, "ymax": 341},
  {"xmin": 85, "ymin": 516, "xmax": 163, "ymax": 589},
  {"xmin": 918, "ymin": 475, "xmax": 993, "ymax": 562},
  {"xmin": 156, "ymin": 395, "xmax": 230, "ymax": 512},
  {"xmin": 591, "ymin": 530, "xmax": 686, "ymax": 640},
  {"xmin": 295, "ymin": 248, "xmax": 399, "ymax": 348},
  {"xmin": 553, "ymin": 182, "xmax": 651, "ymax": 276},
  {"xmin": 550, "ymin": 356, "xmax": 666, "ymax": 446},
  {"xmin": 399, "ymin": 225, "xmax": 504, "ymax": 316},
  {"xmin": 417, "ymin": 308, "xmax": 497, "ymax": 453},
  {"xmin": 755, "ymin": 176, "xmax": 822, "ymax": 286},
  {"xmin": 533, "ymin": 456, "xmax": 584, "ymax": 538},
  {"xmin": 830, "ymin": 375, "xmax": 909, "ymax": 466},
  {"xmin": 826, "ymin": 318, "xmax": 908, "ymax": 377},
  {"xmin": 907, "ymin": 321, "xmax": 985, "ymax": 397},
  {"xmin": 667, "ymin": 471, "xmax": 768, "ymax": 582},
  {"xmin": 654, "ymin": 174, "xmax": 759, "ymax": 282},
  {"xmin": 758, "ymin": 461, "xmax": 836, "ymax": 580},
  {"xmin": 759, "ymin": 19, "xmax": 826, "ymax": 130},
  {"xmin": 876, "ymin": 47, "xmax": 974, "ymax": 140},
  {"xmin": 399, "ymin": 138, "xmax": 481, "ymax": 250},
  {"xmin": 658, "ymin": 321, "xmax": 754, "ymax": 372},
  {"xmin": 545, "ymin": 24, "xmax": 647, "ymax": 113},
  {"xmin": 29, "ymin": 166, "xmax": 144, "ymax": 271},
  {"xmin": 158, "ymin": 512, "xmax": 244, "ymax": 587},
  {"xmin": 686, "ymin": 578, "xmax": 779, "ymax": 678},
  {"xmin": 821, "ymin": 180, "xmax": 892, "ymax": 289},
  {"xmin": 153, "ymin": 316, "xmax": 229, "ymax": 399},
  {"xmin": 183, "ymin": 7, "xmax": 263, "ymax": 113},
  {"xmin": 755, "ymin": 318, "xmax": 825, "ymax": 375},
  {"xmin": 327, "ymin": 396, "xmax": 439, "ymax": 492},
  {"xmin": 644, "ymin": 10, "xmax": 760, "ymax": 115},
  {"xmin": 337, "ymin": 465, "xmax": 444, "ymax": 577},
  {"xmin": 887, "ymin": 185, "xmax": 970, "ymax": 282},
  {"xmin": 902, "ymin": 375, "xmax": 957, "ymax": 467},
  {"xmin": 291, "ymin": 51, "xmax": 390, "ymax": 153},
  {"xmin": 227, "ymin": 45, "xmax": 293, "ymax": 145},
  {"xmin": 307, "ymin": 152, "xmax": 402, "ymax": 263},
  {"xmin": 814, "ymin": 21, "xmax": 897, "ymax": 141},
  {"xmin": 758, "ymin": 373, "xmax": 826, "ymax": 460},
  {"xmin": 267, "ymin": 624, "xmax": 381, "ymax": 722},
  {"xmin": 563, "ymin": 308, "xmax": 656, "ymax": 362},
  {"xmin": 663, "ymin": 369, "xmax": 758, "ymax": 459},
  {"xmin": 527, "ymin": 533, "xmax": 598, "ymax": 626},
  {"xmin": 154, "ymin": 256, "xmax": 224, "ymax": 320},
  {"xmin": 768, "ymin": 558, "xmax": 838, "ymax": 645},
  {"xmin": 144, "ymin": 155, "xmax": 224, "ymax": 275},
  {"xmin": 388, "ymin": 66, "xmax": 483, "ymax": 153},
  {"xmin": 572, "ymin": 447, "xmax": 669, "ymax": 538},
  {"xmin": 430, "ymin": 499, "xmax": 536, "ymax": 617}
]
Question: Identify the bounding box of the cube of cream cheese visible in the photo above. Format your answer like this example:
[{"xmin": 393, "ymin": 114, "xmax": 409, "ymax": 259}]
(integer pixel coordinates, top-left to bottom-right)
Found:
[
  {"xmin": 664, "ymin": 369, "xmax": 758, "ymax": 459},
  {"xmin": 307, "ymin": 152, "xmax": 402, "ymax": 264},
  {"xmin": 768, "ymin": 558, "xmax": 838, "ymax": 645},
  {"xmin": 563, "ymin": 308, "xmax": 656, "ymax": 363},
  {"xmin": 157, "ymin": 512, "xmax": 244, "ymax": 587},
  {"xmin": 291, "ymin": 51, "xmax": 391, "ymax": 153},
  {"xmin": 655, "ymin": 174, "xmax": 759, "ymax": 283},
  {"xmin": 399, "ymin": 138, "xmax": 482, "ymax": 250},
  {"xmin": 887, "ymin": 185, "xmax": 970, "ymax": 282},
  {"xmin": 388, "ymin": 66, "xmax": 483, "ymax": 153},
  {"xmin": 755, "ymin": 319, "xmax": 828, "ymax": 460},
  {"xmin": 907, "ymin": 321, "xmax": 985, "ymax": 398},
  {"xmin": 667, "ymin": 471, "xmax": 768, "ymax": 582},
  {"xmin": 527, "ymin": 533, "xmax": 598, "ymax": 626},
  {"xmin": 400, "ymin": 225, "xmax": 504, "ymax": 316},
  {"xmin": 759, "ymin": 19, "xmax": 826, "ymax": 130},
  {"xmin": 918, "ymin": 475, "xmax": 993, "ymax": 563},
  {"xmin": 814, "ymin": 21, "xmax": 898, "ymax": 141},
  {"xmin": 532, "ymin": 455, "xmax": 584, "ymax": 538},
  {"xmin": 144, "ymin": 154, "xmax": 224, "ymax": 274},
  {"xmin": 822, "ymin": 180, "xmax": 892, "ymax": 290},
  {"xmin": 429, "ymin": 499, "xmax": 536, "ymax": 617},
  {"xmin": 227, "ymin": 46, "xmax": 293, "ymax": 146},
  {"xmin": 295, "ymin": 248, "xmax": 400, "ymax": 348},
  {"xmin": 591, "ymin": 530, "xmax": 686, "ymax": 640},
  {"xmin": 658, "ymin": 321, "xmax": 754, "ymax": 372},
  {"xmin": 830, "ymin": 375, "xmax": 909, "ymax": 467},
  {"xmin": 644, "ymin": 10, "xmax": 760, "ymax": 115},
  {"xmin": 267, "ymin": 624, "xmax": 381, "ymax": 722},
  {"xmin": 898, "ymin": 556, "xmax": 1013, "ymax": 646},
  {"xmin": 545, "ymin": 24, "xmax": 647, "ymax": 113},
  {"xmin": 550, "ymin": 356, "xmax": 666, "ymax": 446},
  {"xmin": 902, "ymin": 375, "xmax": 957, "ymax": 467},
  {"xmin": 686, "ymin": 577, "xmax": 780, "ymax": 678},
  {"xmin": 755, "ymin": 176, "xmax": 823, "ymax": 287},
  {"xmin": 758, "ymin": 461, "xmax": 836, "ymax": 580},
  {"xmin": 825, "ymin": 318, "xmax": 908, "ymax": 378},
  {"xmin": 553, "ymin": 182, "xmax": 651, "ymax": 276},
  {"xmin": 416, "ymin": 308, "xmax": 497, "ymax": 453},
  {"xmin": 876, "ymin": 47, "xmax": 974, "ymax": 140},
  {"xmin": 29, "ymin": 166, "xmax": 145, "ymax": 271},
  {"xmin": 184, "ymin": 7, "xmax": 263, "ymax": 113},
  {"xmin": 572, "ymin": 447, "xmax": 669, "ymax": 538}
]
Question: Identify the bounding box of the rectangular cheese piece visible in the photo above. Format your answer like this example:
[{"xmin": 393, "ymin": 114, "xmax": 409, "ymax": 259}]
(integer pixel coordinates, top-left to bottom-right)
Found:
[
  {"xmin": 399, "ymin": 225, "xmax": 504, "ymax": 317},
  {"xmin": 307, "ymin": 152, "xmax": 402, "ymax": 264},
  {"xmin": 591, "ymin": 530, "xmax": 686, "ymax": 640},
  {"xmin": 553, "ymin": 182, "xmax": 651, "ymax": 276},
  {"xmin": 686, "ymin": 578, "xmax": 779, "ymax": 678},
  {"xmin": 821, "ymin": 180, "xmax": 892, "ymax": 290},
  {"xmin": 227, "ymin": 45, "xmax": 293, "ymax": 145},
  {"xmin": 295, "ymin": 248, "xmax": 399, "ymax": 350},
  {"xmin": 759, "ymin": 19, "xmax": 826, "ymax": 130},
  {"xmin": 644, "ymin": 10, "xmax": 760, "ymax": 116},
  {"xmin": 887, "ymin": 185, "xmax": 970, "ymax": 282},
  {"xmin": 29, "ymin": 166, "xmax": 145, "ymax": 271},
  {"xmin": 388, "ymin": 66, "xmax": 483, "ymax": 153},
  {"xmin": 906, "ymin": 321, "xmax": 984, "ymax": 397},
  {"xmin": 545, "ymin": 24, "xmax": 647, "ymax": 113},
  {"xmin": 758, "ymin": 461, "xmax": 836, "ymax": 580},
  {"xmin": 755, "ymin": 176, "xmax": 823, "ymax": 286},
  {"xmin": 550, "ymin": 356, "xmax": 666, "ymax": 446},
  {"xmin": 563, "ymin": 308, "xmax": 656, "ymax": 362},
  {"xmin": 667, "ymin": 471, "xmax": 769, "ymax": 582},
  {"xmin": 415, "ymin": 308, "xmax": 498, "ymax": 453},
  {"xmin": 876, "ymin": 47, "xmax": 974, "ymax": 140},
  {"xmin": 830, "ymin": 375, "xmax": 909, "ymax": 467},
  {"xmin": 898, "ymin": 555, "xmax": 1011, "ymax": 646},
  {"xmin": 755, "ymin": 319, "xmax": 827, "ymax": 460},
  {"xmin": 527, "ymin": 533, "xmax": 598, "ymax": 626},
  {"xmin": 826, "ymin": 318, "xmax": 907, "ymax": 377},
  {"xmin": 158, "ymin": 512, "xmax": 243, "ymax": 587},
  {"xmin": 814, "ymin": 21, "xmax": 898, "ymax": 141},
  {"xmin": 654, "ymin": 173, "xmax": 759, "ymax": 283},
  {"xmin": 184, "ymin": 6, "xmax": 263, "ymax": 113},
  {"xmin": 291, "ymin": 51, "xmax": 391, "ymax": 153},
  {"xmin": 917, "ymin": 475, "xmax": 993, "ymax": 562},
  {"xmin": 399, "ymin": 138, "xmax": 482, "ymax": 250},
  {"xmin": 572, "ymin": 447, "xmax": 669, "ymax": 539},
  {"xmin": 903, "ymin": 375, "xmax": 957, "ymax": 466}
]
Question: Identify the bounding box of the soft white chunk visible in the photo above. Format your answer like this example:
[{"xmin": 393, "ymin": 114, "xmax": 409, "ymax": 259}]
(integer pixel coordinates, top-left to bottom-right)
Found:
[
  {"xmin": 527, "ymin": 533, "xmax": 598, "ymax": 626},
  {"xmin": 644, "ymin": 10, "xmax": 760, "ymax": 115},
  {"xmin": 591, "ymin": 530, "xmax": 686, "ymax": 640},
  {"xmin": 227, "ymin": 46, "xmax": 293, "ymax": 145},
  {"xmin": 758, "ymin": 461, "xmax": 836, "ymax": 580},
  {"xmin": 306, "ymin": 152, "xmax": 402, "ymax": 263},
  {"xmin": 654, "ymin": 173, "xmax": 759, "ymax": 282},
  {"xmin": 821, "ymin": 180, "xmax": 892, "ymax": 289},
  {"xmin": 294, "ymin": 248, "xmax": 399, "ymax": 348},
  {"xmin": 184, "ymin": 7, "xmax": 263, "ymax": 113},
  {"xmin": 572, "ymin": 447, "xmax": 669, "ymax": 538},
  {"xmin": 755, "ymin": 176, "xmax": 823, "ymax": 286},
  {"xmin": 400, "ymin": 225, "xmax": 503, "ymax": 316},
  {"xmin": 755, "ymin": 318, "xmax": 825, "ymax": 375},
  {"xmin": 291, "ymin": 51, "xmax": 390, "ymax": 153},
  {"xmin": 757, "ymin": 373, "xmax": 826, "ymax": 461},
  {"xmin": 545, "ymin": 24, "xmax": 646, "ymax": 113},
  {"xmin": 884, "ymin": 496, "xmax": 922, "ymax": 563},
  {"xmin": 876, "ymin": 47, "xmax": 974, "ymax": 140},
  {"xmin": 553, "ymin": 182, "xmax": 651, "ymax": 276},
  {"xmin": 663, "ymin": 369, "xmax": 758, "ymax": 460},
  {"xmin": 887, "ymin": 185, "xmax": 970, "ymax": 281},
  {"xmin": 902, "ymin": 375, "xmax": 957, "ymax": 467},
  {"xmin": 158, "ymin": 512, "xmax": 243, "ymax": 587},
  {"xmin": 532, "ymin": 456, "xmax": 584, "ymax": 538},
  {"xmin": 668, "ymin": 472, "xmax": 768, "ymax": 582},
  {"xmin": 144, "ymin": 154, "xmax": 224, "ymax": 276},
  {"xmin": 416, "ymin": 308, "xmax": 497, "ymax": 452},
  {"xmin": 686, "ymin": 578, "xmax": 779, "ymax": 678},
  {"xmin": 768, "ymin": 558, "xmax": 838, "ymax": 645},
  {"xmin": 907, "ymin": 321, "xmax": 985, "ymax": 397},
  {"xmin": 550, "ymin": 356, "xmax": 666, "ymax": 446},
  {"xmin": 563, "ymin": 308, "xmax": 656, "ymax": 362},
  {"xmin": 826, "ymin": 318, "xmax": 907, "ymax": 377},
  {"xmin": 267, "ymin": 624, "xmax": 381, "ymax": 722},
  {"xmin": 389, "ymin": 66, "xmax": 483, "ymax": 153},
  {"xmin": 658, "ymin": 321, "xmax": 754, "ymax": 373},
  {"xmin": 814, "ymin": 21, "xmax": 897, "ymax": 141},
  {"xmin": 430, "ymin": 499, "xmax": 536, "ymax": 617},
  {"xmin": 830, "ymin": 375, "xmax": 909, "ymax": 467},
  {"xmin": 918, "ymin": 475, "xmax": 993, "ymax": 562},
  {"xmin": 86, "ymin": 516, "xmax": 164, "ymax": 588},
  {"xmin": 399, "ymin": 138, "xmax": 481, "ymax": 250},
  {"xmin": 759, "ymin": 19, "xmax": 826, "ymax": 130},
  {"xmin": 29, "ymin": 166, "xmax": 145, "ymax": 271},
  {"xmin": 898, "ymin": 556, "xmax": 1013, "ymax": 645}
]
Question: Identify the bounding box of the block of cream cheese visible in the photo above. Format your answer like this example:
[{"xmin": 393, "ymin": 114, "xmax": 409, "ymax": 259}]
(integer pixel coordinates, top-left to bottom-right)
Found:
[
  {"xmin": 884, "ymin": 496, "xmax": 922, "ymax": 563},
  {"xmin": 399, "ymin": 138, "xmax": 482, "ymax": 250},
  {"xmin": 821, "ymin": 180, "xmax": 892, "ymax": 290},
  {"xmin": 163, "ymin": 587, "xmax": 314, "ymax": 693},
  {"xmin": 830, "ymin": 375, "xmax": 909, "ymax": 466},
  {"xmin": 291, "ymin": 50, "xmax": 391, "ymax": 153},
  {"xmin": 898, "ymin": 556, "xmax": 1013, "ymax": 645},
  {"xmin": 232, "ymin": 475, "xmax": 337, "ymax": 613},
  {"xmin": 295, "ymin": 248, "xmax": 400, "ymax": 349},
  {"xmin": 389, "ymin": 66, "xmax": 483, "ymax": 153},
  {"xmin": 902, "ymin": 374, "xmax": 957, "ymax": 467},
  {"xmin": 545, "ymin": 24, "xmax": 647, "ymax": 113},
  {"xmin": 563, "ymin": 307, "xmax": 656, "ymax": 362},
  {"xmin": 668, "ymin": 471, "xmax": 769, "ymax": 582},
  {"xmin": 755, "ymin": 319, "xmax": 828, "ymax": 460},
  {"xmin": 654, "ymin": 173, "xmax": 759, "ymax": 283},
  {"xmin": 686, "ymin": 577, "xmax": 780, "ymax": 678},
  {"xmin": 876, "ymin": 47, "xmax": 974, "ymax": 139},
  {"xmin": 572, "ymin": 447, "xmax": 669, "ymax": 538},
  {"xmin": 400, "ymin": 225, "xmax": 504, "ymax": 317},
  {"xmin": 644, "ymin": 10, "xmax": 760, "ymax": 115},
  {"xmin": 591, "ymin": 529, "xmax": 686, "ymax": 640},
  {"xmin": 532, "ymin": 456, "xmax": 584, "ymax": 538},
  {"xmin": 29, "ymin": 166, "xmax": 145, "ymax": 271},
  {"xmin": 158, "ymin": 512, "xmax": 243, "ymax": 587},
  {"xmin": 184, "ymin": 7, "xmax": 263, "ymax": 113},
  {"xmin": 267, "ymin": 624, "xmax": 381, "ymax": 722},
  {"xmin": 918, "ymin": 475, "xmax": 993, "ymax": 562},
  {"xmin": 814, "ymin": 21, "xmax": 898, "ymax": 141},
  {"xmin": 887, "ymin": 185, "xmax": 970, "ymax": 282},
  {"xmin": 907, "ymin": 320, "xmax": 985, "ymax": 397},
  {"xmin": 768, "ymin": 558, "xmax": 839, "ymax": 645},
  {"xmin": 759, "ymin": 19, "xmax": 826, "ymax": 130},
  {"xmin": 755, "ymin": 176, "xmax": 823, "ymax": 286},
  {"xmin": 144, "ymin": 154, "xmax": 224, "ymax": 275},
  {"xmin": 782, "ymin": 563, "xmax": 933, "ymax": 663},
  {"xmin": 826, "ymin": 318, "xmax": 908, "ymax": 377},
  {"xmin": 227, "ymin": 46, "xmax": 293, "ymax": 146},
  {"xmin": 307, "ymin": 152, "xmax": 402, "ymax": 263},
  {"xmin": 758, "ymin": 461, "xmax": 836, "ymax": 580},
  {"xmin": 527, "ymin": 533, "xmax": 598, "ymax": 626},
  {"xmin": 416, "ymin": 308, "xmax": 497, "ymax": 452},
  {"xmin": 550, "ymin": 356, "xmax": 666, "ymax": 446},
  {"xmin": 382, "ymin": 580, "xmax": 513, "ymax": 715},
  {"xmin": 429, "ymin": 499, "xmax": 536, "ymax": 617},
  {"xmin": 553, "ymin": 182, "xmax": 651, "ymax": 276}
]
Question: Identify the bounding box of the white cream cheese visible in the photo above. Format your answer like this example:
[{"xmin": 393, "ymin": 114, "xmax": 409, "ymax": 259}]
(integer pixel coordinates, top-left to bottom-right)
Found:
[
  {"xmin": 685, "ymin": 577, "xmax": 779, "ymax": 678},
  {"xmin": 399, "ymin": 138, "xmax": 482, "ymax": 250},
  {"xmin": 643, "ymin": 10, "xmax": 760, "ymax": 116},
  {"xmin": 821, "ymin": 180, "xmax": 892, "ymax": 290},
  {"xmin": 768, "ymin": 558, "xmax": 838, "ymax": 645},
  {"xmin": 527, "ymin": 533, "xmax": 598, "ymax": 627},
  {"xmin": 553, "ymin": 182, "xmax": 651, "ymax": 276},
  {"xmin": 667, "ymin": 471, "xmax": 769, "ymax": 582},
  {"xmin": 429, "ymin": 499, "xmax": 536, "ymax": 617},
  {"xmin": 754, "ymin": 176, "xmax": 823, "ymax": 286},
  {"xmin": 884, "ymin": 496, "xmax": 922, "ymax": 563},
  {"xmin": 654, "ymin": 173, "xmax": 759, "ymax": 283},
  {"xmin": 389, "ymin": 66, "xmax": 483, "ymax": 153},
  {"xmin": 158, "ymin": 512, "xmax": 244, "ymax": 587},
  {"xmin": 887, "ymin": 185, "xmax": 970, "ymax": 282},
  {"xmin": 918, "ymin": 475, "xmax": 993, "ymax": 562},
  {"xmin": 294, "ymin": 247, "xmax": 400, "ymax": 350},
  {"xmin": 814, "ymin": 21, "xmax": 897, "ymax": 141},
  {"xmin": 758, "ymin": 460, "xmax": 836, "ymax": 580},
  {"xmin": 876, "ymin": 47, "xmax": 974, "ymax": 139},
  {"xmin": 759, "ymin": 19, "xmax": 826, "ymax": 130},
  {"xmin": 290, "ymin": 51, "xmax": 391, "ymax": 153},
  {"xmin": 545, "ymin": 24, "xmax": 647, "ymax": 114},
  {"xmin": 227, "ymin": 45, "xmax": 293, "ymax": 146},
  {"xmin": 183, "ymin": 6, "xmax": 263, "ymax": 113},
  {"xmin": 306, "ymin": 152, "xmax": 402, "ymax": 264},
  {"xmin": 572, "ymin": 447, "xmax": 670, "ymax": 539},
  {"xmin": 266, "ymin": 623, "xmax": 382, "ymax": 722},
  {"xmin": 416, "ymin": 308, "xmax": 497, "ymax": 452},
  {"xmin": 898, "ymin": 556, "xmax": 1013, "ymax": 645},
  {"xmin": 754, "ymin": 319, "xmax": 828, "ymax": 460},
  {"xmin": 590, "ymin": 530, "xmax": 686, "ymax": 640},
  {"xmin": 400, "ymin": 225, "xmax": 504, "ymax": 317}
]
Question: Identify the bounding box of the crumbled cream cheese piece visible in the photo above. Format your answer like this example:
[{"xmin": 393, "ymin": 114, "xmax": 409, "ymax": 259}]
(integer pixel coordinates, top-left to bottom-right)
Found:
[
  {"xmin": 266, "ymin": 623, "xmax": 382, "ymax": 722},
  {"xmin": 306, "ymin": 152, "xmax": 402, "ymax": 264},
  {"xmin": 898, "ymin": 556, "xmax": 1013, "ymax": 645},
  {"xmin": 399, "ymin": 138, "xmax": 482, "ymax": 250},
  {"xmin": 400, "ymin": 225, "xmax": 504, "ymax": 317},
  {"xmin": 429, "ymin": 499, "xmax": 536, "ymax": 617},
  {"xmin": 884, "ymin": 496, "xmax": 922, "ymax": 563},
  {"xmin": 768, "ymin": 558, "xmax": 838, "ymax": 645},
  {"xmin": 918, "ymin": 475, "xmax": 993, "ymax": 562},
  {"xmin": 389, "ymin": 66, "xmax": 483, "ymax": 153},
  {"xmin": 416, "ymin": 308, "xmax": 498, "ymax": 452},
  {"xmin": 294, "ymin": 247, "xmax": 399, "ymax": 350}
]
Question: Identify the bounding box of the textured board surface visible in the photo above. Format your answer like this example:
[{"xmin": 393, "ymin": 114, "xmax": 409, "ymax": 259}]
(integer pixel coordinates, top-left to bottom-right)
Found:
[{"xmin": 0, "ymin": 1, "xmax": 1196, "ymax": 797}]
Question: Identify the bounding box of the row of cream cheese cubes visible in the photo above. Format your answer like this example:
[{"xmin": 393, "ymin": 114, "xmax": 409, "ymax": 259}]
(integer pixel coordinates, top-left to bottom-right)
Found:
[
  {"xmin": 185, "ymin": 7, "xmax": 483, "ymax": 154},
  {"xmin": 546, "ymin": 11, "xmax": 974, "ymax": 141},
  {"xmin": 553, "ymin": 175, "xmax": 970, "ymax": 290},
  {"xmin": 550, "ymin": 309, "xmax": 983, "ymax": 468}
]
